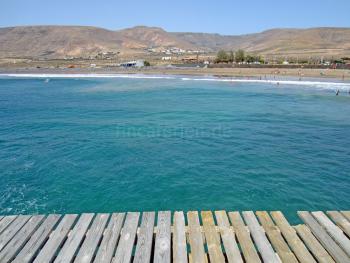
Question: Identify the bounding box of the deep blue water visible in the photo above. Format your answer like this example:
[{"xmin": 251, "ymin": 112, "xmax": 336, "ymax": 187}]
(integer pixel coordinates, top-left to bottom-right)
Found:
[{"xmin": 1, "ymin": 76, "xmax": 349, "ymax": 222}]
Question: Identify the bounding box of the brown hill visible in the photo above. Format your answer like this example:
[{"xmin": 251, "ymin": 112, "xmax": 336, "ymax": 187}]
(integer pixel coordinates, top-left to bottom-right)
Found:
[
  {"xmin": 118, "ymin": 26, "xmax": 194, "ymax": 49},
  {"xmin": 174, "ymin": 28, "xmax": 350, "ymax": 57},
  {"xmin": 0, "ymin": 25, "xmax": 349, "ymax": 59}
]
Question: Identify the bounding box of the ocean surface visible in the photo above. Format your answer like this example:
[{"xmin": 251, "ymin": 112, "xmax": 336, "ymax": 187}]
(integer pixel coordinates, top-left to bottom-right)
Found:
[{"xmin": 1, "ymin": 75, "xmax": 350, "ymax": 222}]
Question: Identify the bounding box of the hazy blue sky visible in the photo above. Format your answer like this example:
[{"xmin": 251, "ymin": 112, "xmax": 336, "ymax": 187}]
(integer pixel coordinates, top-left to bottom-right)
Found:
[{"xmin": 1, "ymin": 0, "xmax": 349, "ymax": 35}]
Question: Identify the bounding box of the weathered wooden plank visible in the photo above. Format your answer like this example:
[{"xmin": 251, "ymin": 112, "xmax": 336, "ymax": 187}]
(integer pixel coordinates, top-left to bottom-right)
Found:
[
  {"xmin": 173, "ymin": 211, "xmax": 188, "ymax": 263},
  {"xmin": 201, "ymin": 211, "xmax": 225, "ymax": 263},
  {"xmin": 4, "ymin": 210, "xmax": 350, "ymax": 263},
  {"xmin": 271, "ymin": 211, "xmax": 316, "ymax": 263},
  {"xmin": 55, "ymin": 213, "xmax": 94, "ymax": 263},
  {"xmin": 74, "ymin": 213, "xmax": 109, "ymax": 263},
  {"xmin": 0, "ymin": 216, "xmax": 17, "ymax": 235},
  {"xmin": 256, "ymin": 211, "xmax": 298, "ymax": 263},
  {"xmin": 214, "ymin": 210, "xmax": 243, "ymax": 263},
  {"xmin": 94, "ymin": 213, "xmax": 125, "ymax": 263},
  {"xmin": 33, "ymin": 214, "xmax": 78, "ymax": 263},
  {"xmin": 294, "ymin": 224, "xmax": 335, "ymax": 263},
  {"xmin": 113, "ymin": 212, "xmax": 140, "ymax": 263},
  {"xmin": 298, "ymin": 211, "xmax": 350, "ymax": 263},
  {"xmin": 133, "ymin": 212, "xmax": 155, "ymax": 263},
  {"xmin": 228, "ymin": 212, "xmax": 261, "ymax": 263},
  {"xmin": 187, "ymin": 211, "xmax": 206, "ymax": 263},
  {"xmin": 0, "ymin": 215, "xmax": 45, "ymax": 262},
  {"xmin": 312, "ymin": 211, "xmax": 350, "ymax": 257},
  {"xmin": 327, "ymin": 211, "xmax": 350, "ymax": 237},
  {"xmin": 154, "ymin": 211, "xmax": 171, "ymax": 263},
  {"xmin": 242, "ymin": 211, "xmax": 279, "ymax": 263},
  {"xmin": 0, "ymin": 215, "xmax": 31, "ymax": 252},
  {"xmin": 13, "ymin": 214, "xmax": 61, "ymax": 263},
  {"xmin": 341, "ymin": 211, "xmax": 350, "ymax": 222}
]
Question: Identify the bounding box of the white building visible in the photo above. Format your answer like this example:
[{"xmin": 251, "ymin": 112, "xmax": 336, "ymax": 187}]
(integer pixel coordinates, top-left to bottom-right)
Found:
[{"xmin": 119, "ymin": 60, "xmax": 145, "ymax": 68}]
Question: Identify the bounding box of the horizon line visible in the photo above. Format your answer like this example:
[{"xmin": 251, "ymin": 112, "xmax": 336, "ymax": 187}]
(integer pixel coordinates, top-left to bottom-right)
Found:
[{"xmin": 1, "ymin": 24, "xmax": 350, "ymax": 36}]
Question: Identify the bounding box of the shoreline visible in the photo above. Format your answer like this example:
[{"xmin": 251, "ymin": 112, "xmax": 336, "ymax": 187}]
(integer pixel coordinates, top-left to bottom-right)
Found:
[
  {"xmin": 1, "ymin": 66, "xmax": 350, "ymax": 81},
  {"xmin": 2, "ymin": 70, "xmax": 350, "ymax": 91}
]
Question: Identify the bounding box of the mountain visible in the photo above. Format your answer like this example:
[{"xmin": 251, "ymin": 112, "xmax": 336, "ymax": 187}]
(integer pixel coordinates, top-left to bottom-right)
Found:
[
  {"xmin": 174, "ymin": 28, "xmax": 350, "ymax": 56},
  {"xmin": 118, "ymin": 26, "xmax": 194, "ymax": 49},
  {"xmin": 0, "ymin": 25, "xmax": 349, "ymax": 59},
  {"xmin": 0, "ymin": 26, "xmax": 121, "ymax": 58}
]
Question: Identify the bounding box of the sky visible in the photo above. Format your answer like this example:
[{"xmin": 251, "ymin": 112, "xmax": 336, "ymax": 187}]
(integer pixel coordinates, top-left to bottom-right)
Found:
[{"xmin": 1, "ymin": 0, "xmax": 350, "ymax": 35}]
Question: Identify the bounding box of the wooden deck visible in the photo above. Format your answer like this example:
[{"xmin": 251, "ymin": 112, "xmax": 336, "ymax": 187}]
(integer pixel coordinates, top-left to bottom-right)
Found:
[{"xmin": 0, "ymin": 211, "xmax": 349, "ymax": 262}]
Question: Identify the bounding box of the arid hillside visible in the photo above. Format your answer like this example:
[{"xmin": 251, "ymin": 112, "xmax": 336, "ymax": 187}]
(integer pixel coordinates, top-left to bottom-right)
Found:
[{"xmin": 0, "ymin": 25, "xmax": 349, "ymax": 58}]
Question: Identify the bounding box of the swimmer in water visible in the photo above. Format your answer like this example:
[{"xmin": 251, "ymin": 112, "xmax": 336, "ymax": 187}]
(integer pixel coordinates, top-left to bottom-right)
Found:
[{"xmin": 336, "ymin": 90, "xmax": 340, "ymax": 96}]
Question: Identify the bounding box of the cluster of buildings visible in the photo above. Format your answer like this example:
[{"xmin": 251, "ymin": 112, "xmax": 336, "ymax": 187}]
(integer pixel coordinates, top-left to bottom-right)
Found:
[
  {"xmin": 162, "ymin": 47, "xmax": 187, "ymax": 55},
  {"xmin": 146, "ymin": 46, "xmax": 204, "ymax": 56},
  {"xmin": 63, "ymin": 51, "xmax": 120, "ymax": 61}
]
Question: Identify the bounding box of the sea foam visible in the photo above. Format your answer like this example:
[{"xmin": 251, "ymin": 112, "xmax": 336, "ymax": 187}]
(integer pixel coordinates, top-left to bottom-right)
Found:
[{"xmin": 1, "ymin": 73, "xmax": 350, "ymax": 90}]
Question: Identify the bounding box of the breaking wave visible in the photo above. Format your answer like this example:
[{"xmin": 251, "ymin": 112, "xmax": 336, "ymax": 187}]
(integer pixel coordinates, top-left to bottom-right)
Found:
[{"xmin": 1, "ymin": 73, "xmax": 350, "ymax": 90}]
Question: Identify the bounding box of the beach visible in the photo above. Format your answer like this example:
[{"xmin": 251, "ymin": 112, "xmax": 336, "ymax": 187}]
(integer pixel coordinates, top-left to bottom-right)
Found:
[{"xmin": 1, "ymin": 65, "xmax": 350, "ymax": 81}]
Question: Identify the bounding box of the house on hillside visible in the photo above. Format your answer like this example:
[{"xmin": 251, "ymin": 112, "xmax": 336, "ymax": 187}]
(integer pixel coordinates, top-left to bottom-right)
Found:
[{"xmin": 162, "ymin": 56, "xmax": 172, "ymax": 61}]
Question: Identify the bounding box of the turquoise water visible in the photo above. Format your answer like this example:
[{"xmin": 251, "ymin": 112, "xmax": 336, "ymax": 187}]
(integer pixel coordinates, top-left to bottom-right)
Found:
[{"xmin": 1, "ymin": 76, "xmax": 350, "ymax": 222}]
